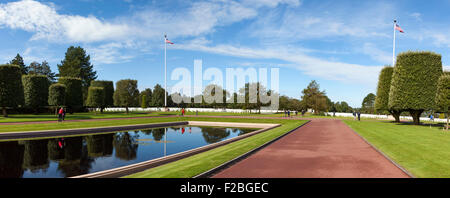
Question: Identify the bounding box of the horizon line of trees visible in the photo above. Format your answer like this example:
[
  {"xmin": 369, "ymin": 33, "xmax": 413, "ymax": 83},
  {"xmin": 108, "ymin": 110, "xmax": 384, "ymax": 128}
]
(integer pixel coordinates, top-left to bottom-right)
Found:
[{"xmin": 0, "ymin": 46, "xmax": 360, "ymax": 117}]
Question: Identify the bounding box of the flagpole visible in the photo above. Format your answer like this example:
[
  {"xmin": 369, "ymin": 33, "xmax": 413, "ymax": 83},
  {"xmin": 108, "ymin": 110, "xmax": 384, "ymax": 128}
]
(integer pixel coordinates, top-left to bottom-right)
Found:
[
  {"xmin": 392, "ymin": 20, "xmax": 397, "ymax": 66},
  {"xmin": 164, "ymin": 34, "xmax": 167, "ymax": 107}
]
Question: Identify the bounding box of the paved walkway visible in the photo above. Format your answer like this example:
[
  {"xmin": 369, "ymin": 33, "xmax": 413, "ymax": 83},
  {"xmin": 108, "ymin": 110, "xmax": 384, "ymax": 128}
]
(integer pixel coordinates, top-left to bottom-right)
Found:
[{"xmin": 213, "ymin": 119, "xmax": 410, "ymax": 178}]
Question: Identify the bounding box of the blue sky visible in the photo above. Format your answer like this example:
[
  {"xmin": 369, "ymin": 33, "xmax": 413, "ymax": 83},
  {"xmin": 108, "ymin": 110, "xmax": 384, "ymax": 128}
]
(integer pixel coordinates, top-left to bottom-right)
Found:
[{"xmin": 1, "ymin": 0, "xmax": 450, "ymax": 107}]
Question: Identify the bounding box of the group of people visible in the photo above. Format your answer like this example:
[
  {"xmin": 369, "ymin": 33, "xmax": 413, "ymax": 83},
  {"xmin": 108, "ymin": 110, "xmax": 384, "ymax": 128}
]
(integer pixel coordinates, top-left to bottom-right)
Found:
[
  {"xmin": 58, "ymin": 107, "xmax": 66, "ymax": 122},
  {"xmin": 283, "ymin": 110, "xmax": 299, "ymax": 118},
  {"xmin": 352, "ymin": 111, "xmax": 361, "ymax": 121}
]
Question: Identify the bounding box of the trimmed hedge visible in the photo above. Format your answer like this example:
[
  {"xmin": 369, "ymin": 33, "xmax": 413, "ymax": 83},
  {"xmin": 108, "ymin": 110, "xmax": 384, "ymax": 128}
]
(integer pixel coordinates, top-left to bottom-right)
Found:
[
  {"xmin": 48, "ymin": 83, "xmax": 66, "ymax": 107},
  {"xmin": 389, "ymin": 51, "xmax": 443, "ymax": 124},
  {"xmin": 86, "ymin": 86, "xmax": 105, "ymax": 109},
  {"xmin": 0, "ymin": 64, "xmax": 24, "ymax": 116},
  {"xmin": 90, "ymin": 80, "xmax": 114, "ymax": 107},
  {"xmin": 22, "ymin": 75, "xmax": 50, "ymax": 110},
  {"xmin": 375, "ymin": 66, "xmax": 393, "ymax": 111},
  {"xmin": 436, "ymin": 75, "xmax": 450, "ymax": 113},
  {"xmin": 58, "ymin": 77, "xmax": 83, "ymax": 111}
]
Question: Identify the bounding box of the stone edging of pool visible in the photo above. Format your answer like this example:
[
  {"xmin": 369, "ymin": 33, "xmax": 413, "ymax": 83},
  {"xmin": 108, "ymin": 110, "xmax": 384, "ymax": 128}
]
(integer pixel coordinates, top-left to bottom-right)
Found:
[
  {"xmin": 193, "ymin": 120, "xmax": 311, "ymax": 178},
  {"xmin": 70, "ymin": 121, "xmax": 281, "ymax": 178}
]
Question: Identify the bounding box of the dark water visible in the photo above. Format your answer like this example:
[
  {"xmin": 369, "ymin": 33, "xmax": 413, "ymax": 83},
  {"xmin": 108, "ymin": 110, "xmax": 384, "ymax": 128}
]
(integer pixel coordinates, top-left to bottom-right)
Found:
[{"xmin": 0, "ymin": 126, "xmax": 255, "ymax": 178}]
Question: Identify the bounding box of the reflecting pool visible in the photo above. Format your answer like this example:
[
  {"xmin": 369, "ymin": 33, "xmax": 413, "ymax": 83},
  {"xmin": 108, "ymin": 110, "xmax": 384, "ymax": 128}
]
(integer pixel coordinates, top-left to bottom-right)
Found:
[{"xmin": 0, "ymin": 126, "xmax": 256, "ymax": 178}]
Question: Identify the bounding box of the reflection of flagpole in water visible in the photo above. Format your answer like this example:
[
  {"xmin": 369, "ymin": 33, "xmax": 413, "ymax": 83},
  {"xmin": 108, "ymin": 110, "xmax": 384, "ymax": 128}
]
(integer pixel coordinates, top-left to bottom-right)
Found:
[{"xmin": 164, "ymin": 128, "xmax": 167, "ymax": 156}]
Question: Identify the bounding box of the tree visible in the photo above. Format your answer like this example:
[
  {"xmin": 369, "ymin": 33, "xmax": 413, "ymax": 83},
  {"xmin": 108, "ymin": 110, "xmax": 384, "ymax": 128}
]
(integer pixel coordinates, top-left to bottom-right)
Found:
[
  {"xmin": 334, "ymin": 101, "xmax": 352, "ymax": 113},
  {"xmin": 300, "ymin": 80, "xmax": 328, "ymax": 114},
  {"xmin": 113, "ymin": 79, "xmax": 139, "ymax": 113},
  {"xmin": 22, "ymin": 75, "xmax": 50, "ymax": 113},
  {"xmin": 27, "ymin": 61, "xmax": 56, "ymax": 82},
  {"xmin": 151, "ymin": 84, "xmax": 166, "ymax": 107},
  {"xmin": 57, "ymin": 46, "xmax": 97, "ymax": 102},
  {"xmin": 361, "ymin": 93, "xmax": 376, "ymax": 114},
  {"xmin": 48, "ymin": 84, "xmax": 66, "ymax": 114},
  {"xmin": 436, "ymin": 74, "xmax": 450, "ymax": 130},
  {"xmin": 389, "ymin": 51, "xmax": 443, "ymax": 125},
  {"xmin": 139, "ymin": 88, "xmax": 152, "ymax": 108},
  {"xmin": 86, "ymin": 87, "xmax": 105, "ymax": 114},
  {"xmin": 375, "ymin": 66, "xmax": 402, "ymax": 122},
  {"xmin": 90, "ymin": 80, "xmax": 114, "ymax": 112},
  {"xmin": 9, "ymin": 54, "xmax": 27, "ymax": 74},
  {"xmin": 58, "ymin": 77, "xmax": 83, "ymax": 113},
  {"xmin": 0, "ymin": 65, "xmax": 24, "ymax": 117}
]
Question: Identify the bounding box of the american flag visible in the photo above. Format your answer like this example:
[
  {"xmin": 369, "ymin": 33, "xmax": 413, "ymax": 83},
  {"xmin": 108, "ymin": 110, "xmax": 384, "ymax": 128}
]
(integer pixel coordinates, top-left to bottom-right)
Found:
[
  {"xmin": 395, "ymin": 24, "xmax": 404, "ymax": 33},
  {"xmin": 165, "ymin": 35, "xmax": 174, "ymax": 44}
]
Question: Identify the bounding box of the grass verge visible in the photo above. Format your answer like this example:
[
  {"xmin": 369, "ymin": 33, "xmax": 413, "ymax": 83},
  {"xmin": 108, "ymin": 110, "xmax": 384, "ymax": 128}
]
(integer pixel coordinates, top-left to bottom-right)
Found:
[
  {"xmin": 343, "ymin": 120, "xmax": 450, "ymax": 178},
  {"xmin": 123, "ymin": 119, "xmax": 307, "ymax": 178}
]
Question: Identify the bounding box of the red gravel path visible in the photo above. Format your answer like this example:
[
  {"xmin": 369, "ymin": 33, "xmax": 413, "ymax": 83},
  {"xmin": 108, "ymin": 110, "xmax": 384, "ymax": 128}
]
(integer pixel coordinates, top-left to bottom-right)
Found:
[{"xmin": 213, "ymin": 119, "xmax": 410, "ymax": 178}]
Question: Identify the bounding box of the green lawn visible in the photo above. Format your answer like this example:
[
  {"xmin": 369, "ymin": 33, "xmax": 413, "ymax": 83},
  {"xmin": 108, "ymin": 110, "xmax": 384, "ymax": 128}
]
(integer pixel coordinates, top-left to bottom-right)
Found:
[
  {"xmin": 0, "ymin": 111, "xmax": 166, "ymax": 123},
  {"xmin": 124, "ymin": 119, "xmax": 307, "ymax": 178},
  {"xmin": 344, "ymin": 120, "xmax": 450, "ymax": 178}
]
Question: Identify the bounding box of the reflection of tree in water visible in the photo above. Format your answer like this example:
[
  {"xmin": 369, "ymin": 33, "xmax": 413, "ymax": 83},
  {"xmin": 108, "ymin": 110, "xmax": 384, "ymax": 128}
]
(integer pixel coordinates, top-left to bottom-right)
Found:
[
  {"xmin": 20, "ymin": 139, "xmax": 50, "ymax": 173},
  {"xmin": 151, "ymin": 128, "xmax": 165, "ymax": 141},
  {"xmin": 48, "ymin": 139, "xmax": 65, "ymax": 160},
  {"xmin": 0, "ymin": 141, "xmax": 24, "ymax": 178},
  {"xmin": 201, "ymin": 128, "xmax": 230, "ymax": 144},
  {"xmin": 57, "ymin": 137, "xmax": 94, "ymax": 177},
  {"xmin": 86, "ymin": 133, "xmax": 114, "ymax": 158},
  {"xmin": 141, "ymin": 129, "xmax": 152, "ymax": 136},
  {"xmin": 113, "ymin": 132, "xmax": 139, "ymax": 160},
  {"xmin": 232, "ymin": 128, "xmax": 254, "ymax": 136}
]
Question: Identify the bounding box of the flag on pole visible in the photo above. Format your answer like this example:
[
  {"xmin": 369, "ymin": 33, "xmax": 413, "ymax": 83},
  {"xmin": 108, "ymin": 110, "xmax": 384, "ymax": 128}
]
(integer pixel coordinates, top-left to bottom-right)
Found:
[
  {"xmin": 165, "ymin": 36, "xmax": 174, "ymax": 44},
  {"xmin": 395, "ymin": 24, "xmax": 404, "ymax": 33}
]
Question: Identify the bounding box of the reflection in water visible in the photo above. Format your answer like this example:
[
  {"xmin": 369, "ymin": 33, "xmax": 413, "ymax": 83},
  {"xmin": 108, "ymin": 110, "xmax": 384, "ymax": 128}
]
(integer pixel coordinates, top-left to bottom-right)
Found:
[
  {"xmin": 57, "ymin": 137, "xmax": 94, "ymax": 178},
  {"xmin": 113, "ymin": 132, "xmax": 139, "ymax": 161},
  {"xmin": 86, "ymin": 134, "xmax": 113, "ymax": 158},
  {"xmin": 151, "ymin": 128, "xmax": 165, "ymax": 141},
  {"xmin": 0, "ymin": 141, "xmax": 24, "ymax": 178},
  {"xmin": 21, "ymin": 139, "xmax": 49, "ymax": 173},
  {"xmin": 201, "ymin": 128, "xmax": 231, "ymax": 144},
  {"xmin": 0, "ymin": 126, "xmax": 254, "ymax": 178}
]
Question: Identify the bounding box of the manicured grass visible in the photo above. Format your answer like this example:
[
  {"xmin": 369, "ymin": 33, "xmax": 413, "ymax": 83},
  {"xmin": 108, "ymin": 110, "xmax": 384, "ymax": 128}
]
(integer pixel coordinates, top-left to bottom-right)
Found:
[
  {"xmin": 343, "ymin": 120, "xmax": 450, "ymax": 178},
  {"xmin": 0, "ymin": 115, "xmax": 298, "ymax": 133},
  {"xmin": 124, "ymin": 119, "xmax": 307, "ymax": 178},
  {"xmin": 0, "ymin": 111, "xmax": 163, "ymax": 123}
]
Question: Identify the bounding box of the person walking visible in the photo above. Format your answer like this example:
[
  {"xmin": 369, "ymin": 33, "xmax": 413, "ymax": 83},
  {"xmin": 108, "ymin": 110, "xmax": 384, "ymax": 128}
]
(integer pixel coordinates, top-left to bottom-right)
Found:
[
  {"xmin": 357, "ymin": 112, "xmax": 361, "ymax": 121},
  {"xmin": 287, "ymin": 110, "xmax": 290, "ymax": 118},
  {"xmin": 58, "ymin": 107, "xmax": 63, "ymax": 122},
  {"xmin": 181, "ymin": 108, "xmax": 185, "ymax": 116}
]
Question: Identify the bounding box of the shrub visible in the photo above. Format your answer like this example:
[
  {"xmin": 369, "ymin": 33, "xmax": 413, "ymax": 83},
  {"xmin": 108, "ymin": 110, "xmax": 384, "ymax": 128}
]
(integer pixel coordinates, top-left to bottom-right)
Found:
[
  {"xmin": 389, "ymin": 51, "xmax": 443, "ymax": 125},
  {"xmin": 22, "ymin": 75, "xmax": 50, "ymax": 113},
  {"xmin": 86, "ymin": 87, "xmax": 105, "ymax": 113},
  {"xmin": 90, "ymin": 80, "xmax": 114, "ymax": 107},
  {"xmin": 375, "ymin": 66, "xmax": 402, "ymax": 122},
  {"xmin": 48, "ymin": 83, "xmax": 66, "ymax": 107},
  {"xmin": 58, "ymin": 77, "xmax": 83, "ymax": 112},
  {"xmin": 436, "ymin": 75, "xmax": 450, "ymax": 129},
  {"xmin": 0, "ymin": 64, "xmax": 24, "ymax": 117}
]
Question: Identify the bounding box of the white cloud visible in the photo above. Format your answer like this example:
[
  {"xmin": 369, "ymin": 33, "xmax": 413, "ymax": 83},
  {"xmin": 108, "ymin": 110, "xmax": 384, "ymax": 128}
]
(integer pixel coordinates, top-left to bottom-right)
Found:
[
  {"xmin": 362, "ymin": 43, "xmax": 392, "ymax": 64},
  {"xmin": 175, "ymin": 40, "xmax": 383, "ymax": 86},
  {"xmin": 0, "ymin": 0, "xmax": 131, "ymax": 42}
]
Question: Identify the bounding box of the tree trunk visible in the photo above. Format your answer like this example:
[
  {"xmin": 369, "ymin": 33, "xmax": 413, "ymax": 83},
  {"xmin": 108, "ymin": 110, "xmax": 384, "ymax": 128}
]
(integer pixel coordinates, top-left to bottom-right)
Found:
[
  {"xmin": 447, "ymin": 113, "xmax": 449, "ymax": 130},
  {"xmin": 390, "ymin": 110, "xmax": 402, "ymax": 122},
  {"xmin": 409, "ymin": 110, "xmax": 423, "ymax": 125},
  {"xmin": 2, "ymin": 107, "xmax": 7, "ymax": 117},
  {"xmin": 126, "ymin": 107, "xmax": 129, "ymax": 114},
  {"xmin": 100, "ymin": 107, "xmax": 104, "ymax": 114}
]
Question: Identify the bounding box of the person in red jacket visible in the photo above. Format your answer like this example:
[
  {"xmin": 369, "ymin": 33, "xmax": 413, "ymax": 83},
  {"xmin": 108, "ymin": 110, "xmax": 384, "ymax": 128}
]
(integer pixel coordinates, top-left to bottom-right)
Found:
[
  {"xmin": 181, "ymin": 108, "xmax": 185, "ymax": 116},
  {"xmin": 58, "ymin": 107, "xmax": 64, "ymax": 122}
]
